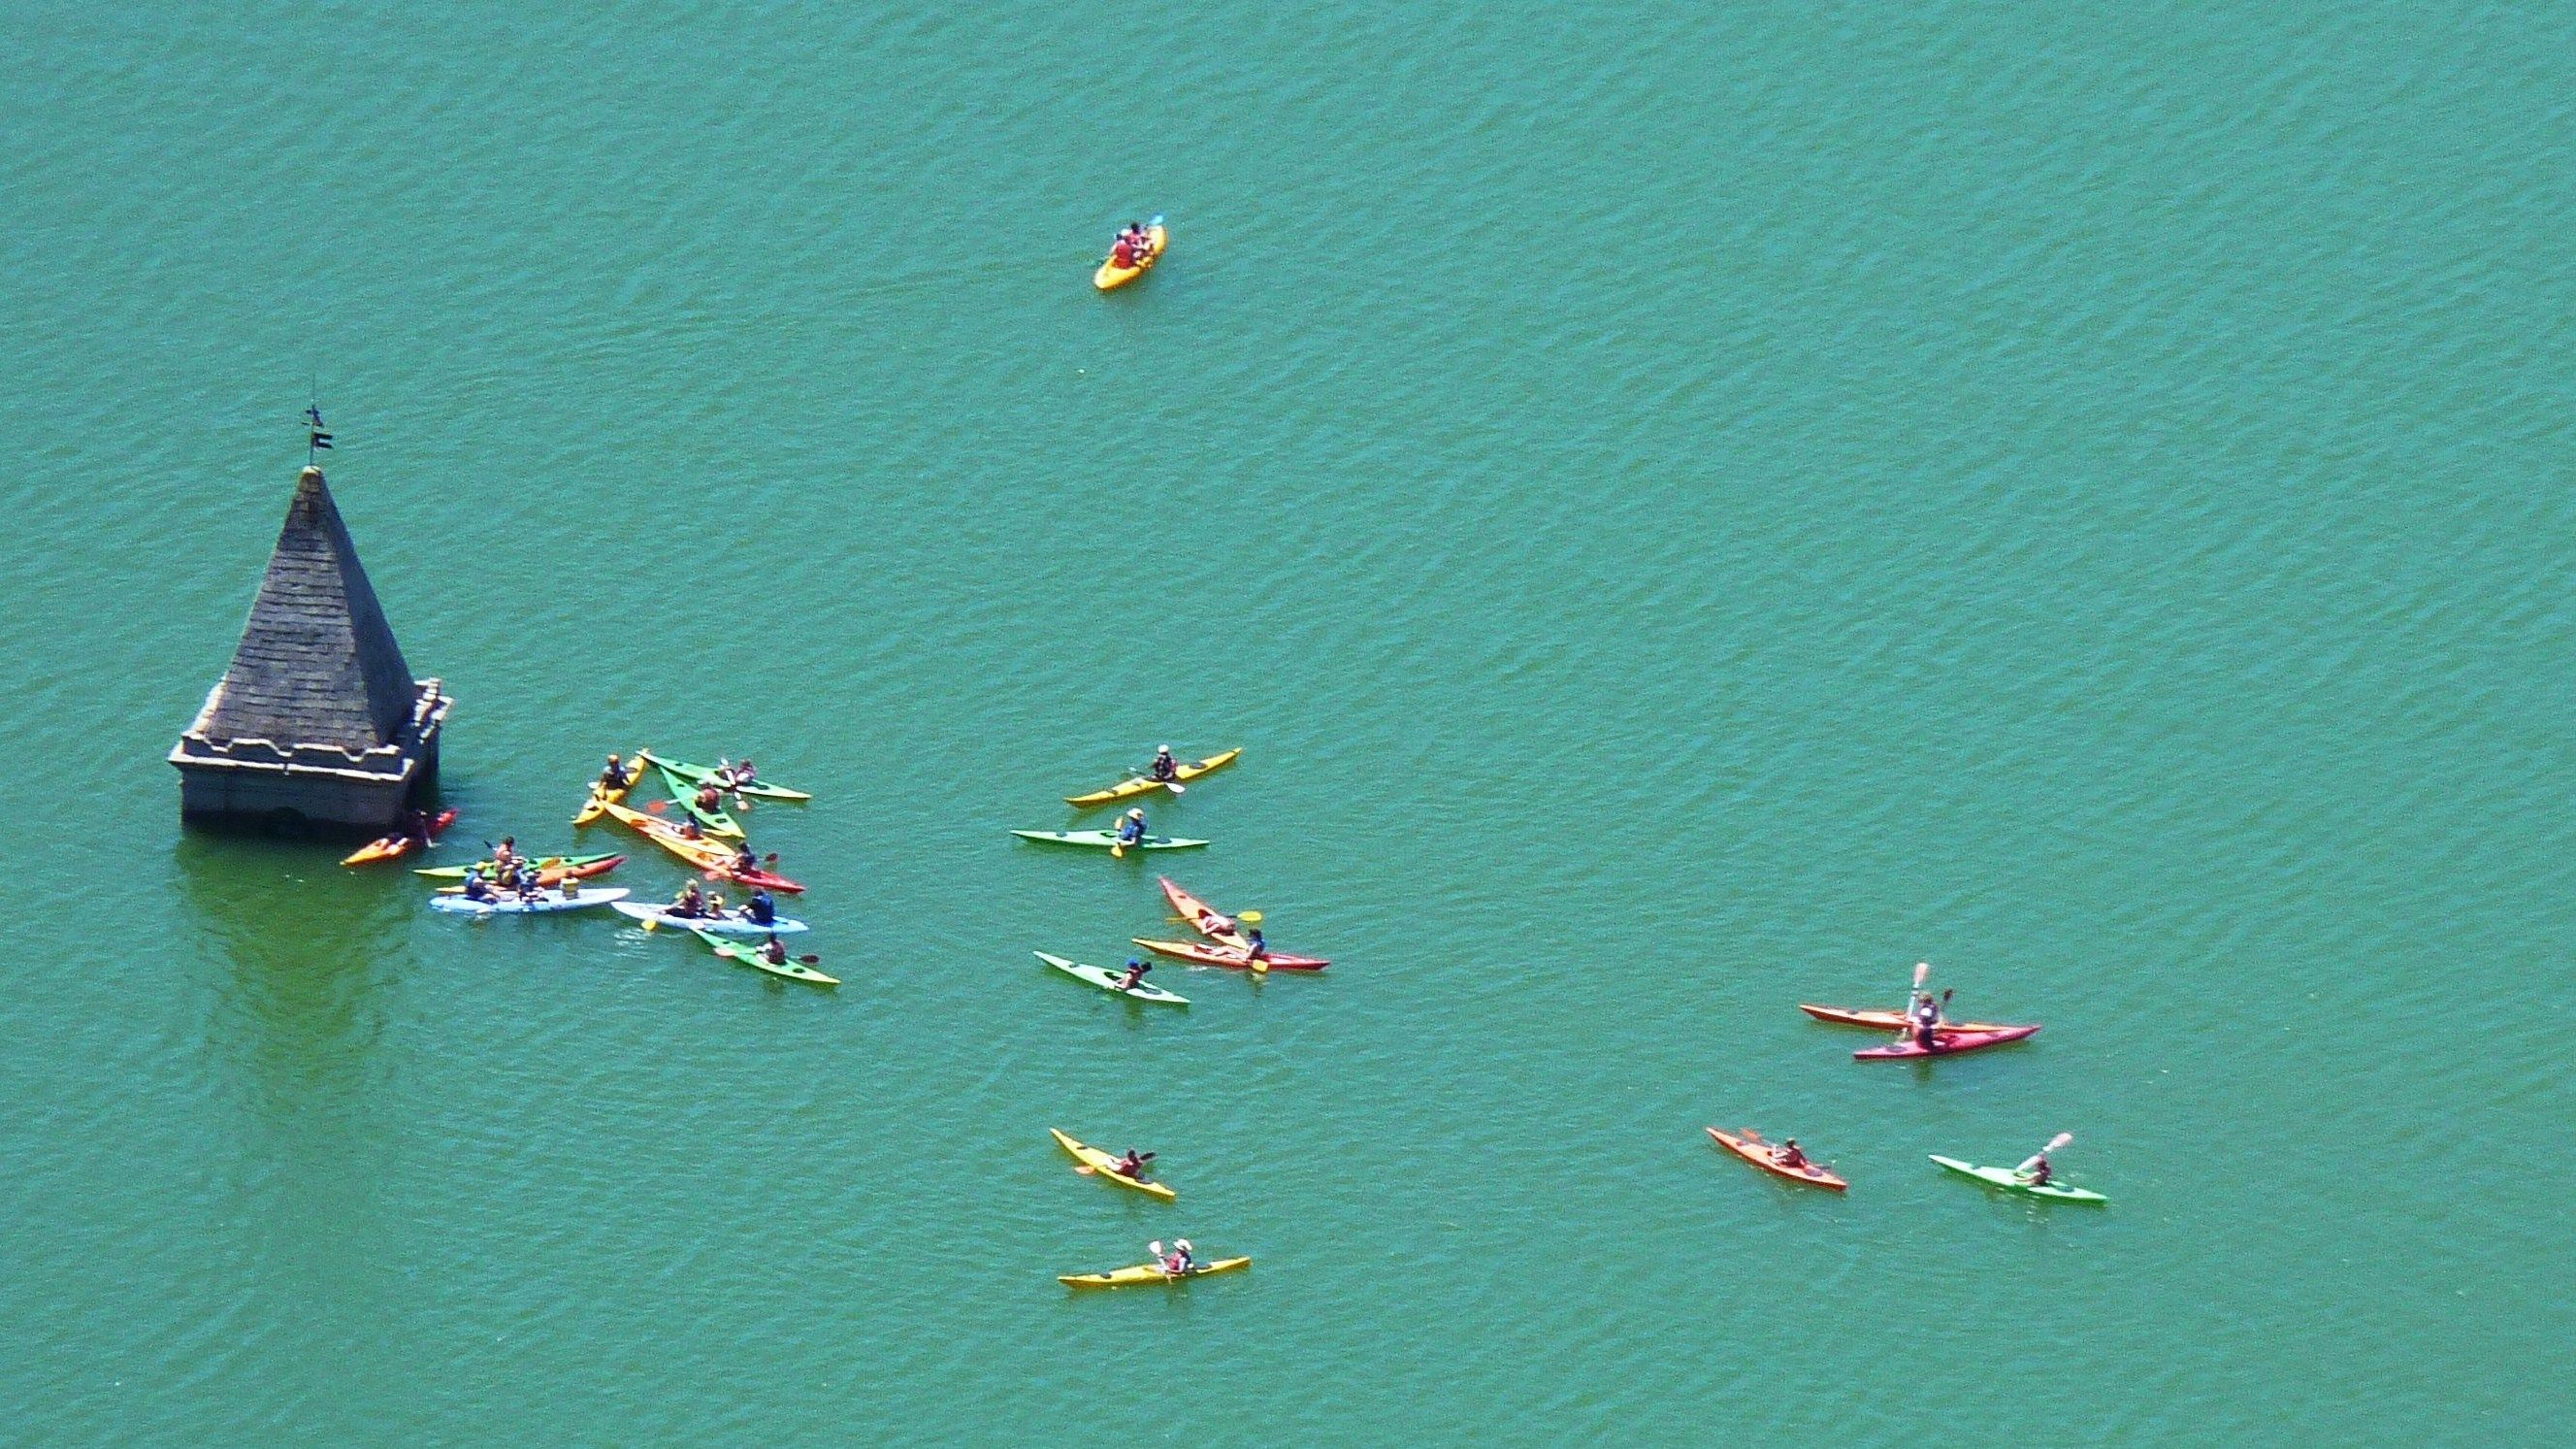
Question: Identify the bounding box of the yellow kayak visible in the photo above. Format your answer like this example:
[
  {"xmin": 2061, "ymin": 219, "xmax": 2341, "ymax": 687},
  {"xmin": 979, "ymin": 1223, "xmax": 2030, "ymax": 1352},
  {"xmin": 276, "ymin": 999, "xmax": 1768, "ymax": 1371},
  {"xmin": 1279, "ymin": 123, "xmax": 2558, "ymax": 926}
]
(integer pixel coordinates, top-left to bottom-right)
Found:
[
  {"xmin": 571, "ymin": 753, "xmax": 647, "ymax": 826},
  {"xmin": 1050, "ymin": 1128, "xmax": 1176, "ymax": 1202},
  {"xmin": 1092, "ymin": 219, "xmax": 1167, "ymax": 291},
  {"xmin": 1059, "ymin": 1256, "xmax": 1249, "ymax": 1289},
  {"xmin": 597, "ymin": 798, "xmax": 734, "ymax": 870},
  {"xmin": 1064, "ymin": 747, "xmax": 1241, "ymax": 808}
]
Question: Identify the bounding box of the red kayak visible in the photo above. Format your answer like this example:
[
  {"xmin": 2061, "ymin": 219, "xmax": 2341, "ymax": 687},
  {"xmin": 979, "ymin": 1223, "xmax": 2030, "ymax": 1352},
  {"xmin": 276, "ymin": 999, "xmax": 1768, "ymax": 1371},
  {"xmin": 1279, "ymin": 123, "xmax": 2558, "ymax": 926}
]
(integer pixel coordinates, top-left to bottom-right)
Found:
[
  {"xmin": 1707, "ymin": 1128, "xmax": 1847, "ymax": 1191},
  {"xmin": 1854, "ymin": 1025, "xmax": 2040, "ymax": 1060},
  {"xmin": 1130, "ymin": 938, "xmax": 1329, "ymax": 971},
  {"xmin": 341, "ymin": 807, "xmax": 459, "ymax": 867},
  {"xmin": 704, "ymin": 862, "xmax": 804, "ymax": 894},
  {"xmin": 1801, "ymin": 1004, "xmax": 2026, "ymax": 1033}
]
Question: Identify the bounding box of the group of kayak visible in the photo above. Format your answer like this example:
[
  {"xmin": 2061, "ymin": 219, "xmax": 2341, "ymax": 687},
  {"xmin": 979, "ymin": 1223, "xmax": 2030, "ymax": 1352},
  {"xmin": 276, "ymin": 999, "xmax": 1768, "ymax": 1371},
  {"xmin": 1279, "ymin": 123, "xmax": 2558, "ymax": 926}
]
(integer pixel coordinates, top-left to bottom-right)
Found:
[
  {"xmin": 392, "ymin": 748, "xmax": 835, "ymax": 985},
  {"xmin": 1709, "ymin": 962, "xmax": 2105, "ymax": 1202},
  {"xmin": 1027, "ymin": 747, "xmax": 1288, "ymax": 1288}
]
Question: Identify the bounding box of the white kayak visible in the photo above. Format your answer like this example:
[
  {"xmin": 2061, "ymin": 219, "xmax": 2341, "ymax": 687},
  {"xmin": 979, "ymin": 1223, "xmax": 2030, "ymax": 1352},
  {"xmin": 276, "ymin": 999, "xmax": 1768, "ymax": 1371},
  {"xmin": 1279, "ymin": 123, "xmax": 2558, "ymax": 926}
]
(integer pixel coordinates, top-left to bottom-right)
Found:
[
  {"xmin": 610, "ymin": 900, "xmax": 809, "ymax": 935},
  {"xmin": 431, "ymin": 887, "xmax": 631, "ymax": 916},
  {"xmin": 1034, "ymin": 951, "xmax": 1189, "ymax": 1005}
]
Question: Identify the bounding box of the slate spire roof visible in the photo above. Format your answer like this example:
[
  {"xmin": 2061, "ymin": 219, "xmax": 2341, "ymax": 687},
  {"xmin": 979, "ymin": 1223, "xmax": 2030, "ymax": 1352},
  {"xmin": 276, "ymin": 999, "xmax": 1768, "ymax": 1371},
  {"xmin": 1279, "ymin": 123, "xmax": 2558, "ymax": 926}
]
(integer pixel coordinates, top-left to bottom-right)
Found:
[{"xmin": 202, "ymin": 466, "xmax": 419, "ymax": 751}]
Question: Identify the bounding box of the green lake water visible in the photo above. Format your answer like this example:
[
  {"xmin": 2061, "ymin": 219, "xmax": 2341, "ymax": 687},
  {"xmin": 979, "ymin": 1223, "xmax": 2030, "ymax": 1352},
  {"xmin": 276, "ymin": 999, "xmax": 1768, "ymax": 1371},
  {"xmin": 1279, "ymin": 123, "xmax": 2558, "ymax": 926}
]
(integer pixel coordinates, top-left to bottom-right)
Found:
[{"xmin": 3, "ymin": 2, "xmax": 2570, "ymax": 1441}]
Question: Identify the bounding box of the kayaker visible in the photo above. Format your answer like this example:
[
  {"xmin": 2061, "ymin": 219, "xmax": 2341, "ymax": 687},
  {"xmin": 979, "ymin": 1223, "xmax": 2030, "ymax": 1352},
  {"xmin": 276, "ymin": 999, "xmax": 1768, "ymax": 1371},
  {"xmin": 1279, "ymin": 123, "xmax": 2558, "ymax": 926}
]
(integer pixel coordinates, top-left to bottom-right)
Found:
[
  {"xmin": 759, "ymin": 935, "xmax": 791, "ymax": 968},
  {"xmin": 2015, "ymin": 1146, "xmax": 2056, "ymax": 1187},
  {"xmin": 461, "ymin": 868, "xmax": 495, "ymax": 903},
  {"xmin": 1112, "ymin": 1149, "xmax": 1151, "ymax": 1180},
  {"xmin": 1241, "ymin": 926, "xmax": 1271, "ymax": 965},
  {"xmin": 1771, "ymin": 1138, "xmax": 1810, "ymax": 1170},
  {"xmin": 732, "ymin": 843, "xmax": 760, "ymax": 876},
  {"xmin": 403, "ymin": 808, "xmax": 435, "ymax": 848},
  {"xmin": 1149, "ymin": 745, "xmax": 1179, "ymax": 782},
  {"xmin": 1116, "ymin": 808, "xmax": 1149, "ymax": 847},
  {"xmin": 1158, "ymin": 1238, "xmax": 1195, "ymax": 1275},
  {"xmin": 492, "ymin": 837, "xmax": 520, "ymax": 872},
  {"xmin": 671, "ymin": 882, "xmax": 707, "ymax": 918},
  {"xmin": 695, "ymin": 781, "xmax": 724, "ymax": 815},
  {"xmin": 724, "ymin": 758, "xmax": 758, "ymax": 790},
  {"xmin": 677, "ymin": 818, "xmax": 706, "ymax": 841},
  {"xmin": 557, "ymin": 878, "xmax": 581, "ymax": 902},
  {"xmin": 1114, "ymin": 958, "xmax": 1153, "ymax": 992},
  {"xmin": 598, "ymin": 754, "xmax": 627, "ymax": 792}
]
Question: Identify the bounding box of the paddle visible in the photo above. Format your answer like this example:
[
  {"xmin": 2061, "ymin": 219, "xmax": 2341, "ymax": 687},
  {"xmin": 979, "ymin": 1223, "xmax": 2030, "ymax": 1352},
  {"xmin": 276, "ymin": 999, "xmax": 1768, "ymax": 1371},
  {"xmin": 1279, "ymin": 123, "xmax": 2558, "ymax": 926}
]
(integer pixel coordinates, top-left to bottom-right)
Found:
[{"xmin": 2016, "ymin": 1132, "xmax": 2075, "ymax": 1179}]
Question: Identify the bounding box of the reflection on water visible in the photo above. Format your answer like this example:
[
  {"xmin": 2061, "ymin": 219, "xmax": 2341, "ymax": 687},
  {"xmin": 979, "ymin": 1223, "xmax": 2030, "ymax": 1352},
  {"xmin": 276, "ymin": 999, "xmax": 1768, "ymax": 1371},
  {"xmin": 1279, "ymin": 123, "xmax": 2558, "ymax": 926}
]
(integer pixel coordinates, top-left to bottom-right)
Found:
[{"xmin": 171, "ymin": 833, "xmax": 418, "ymax": 1129}]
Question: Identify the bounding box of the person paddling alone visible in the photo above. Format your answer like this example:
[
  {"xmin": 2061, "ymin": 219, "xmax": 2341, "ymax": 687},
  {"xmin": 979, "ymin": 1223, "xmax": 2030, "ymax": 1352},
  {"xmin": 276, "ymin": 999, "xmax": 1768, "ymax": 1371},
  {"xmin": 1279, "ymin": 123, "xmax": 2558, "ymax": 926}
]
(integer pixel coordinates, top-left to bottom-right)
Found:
[
  {"xmin": 1149, "ymin": 745, "xmax": 1180, "ymax": 783},
  {"xmin": 759, "ymin": 935, "xmax": 790, "ymax": 969},
  {"xmin": 598, "ymin": 754, "xmax": 628, "ymax": 793},
  {"xmin": 1115, "ymin": 808, "xmax": 1149, "ymax": 848},
  {"xmin": 1113, "ymin": 958, "xmax": 1153, "ymax": 993},
  {"xmin": 1112, "ymin": 1148, "xmax": 1152, "ymax": 1181},
  {"xmin": 1770, "ymin": 1137, "xmax": 1810, "ymax": 1171}
]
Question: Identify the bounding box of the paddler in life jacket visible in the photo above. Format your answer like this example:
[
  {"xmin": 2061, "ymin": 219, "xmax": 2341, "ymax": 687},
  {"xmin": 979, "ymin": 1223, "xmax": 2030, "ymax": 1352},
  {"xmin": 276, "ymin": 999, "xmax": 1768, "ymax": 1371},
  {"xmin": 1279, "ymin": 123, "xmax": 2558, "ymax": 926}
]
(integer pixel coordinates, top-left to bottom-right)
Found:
[
  {"xmin": 1113, "ymin": 958, "xmax": 1153, "ymax": 992},
  {"xmin": 694, "ymin": 781, "xmax": 724, "ymax": 816},
  {"xmin": 670, "ymin": 881, "xmax": 707, "ymax": 919},
  {"xmin": 745, "ymin": 889, "xmax": 776, "ymax": 926},
  {"xmin": 491, "ymin": 837, "xmax": 520, "ymax": 873},
  {"xmin": 2015, "ymin": 1145, "xmax": 2056, "ymax": 1187},
  {"xmin": 1112, "ymin": 1148, "xmax": 1152, "ymax": 1180},
  {"xmin": 676, "ymin": 817, "xmax": 705, "ymax": 842},
  {"xmin": 461, "ymin": 866, "xmax": 496, "ymax": 903},
  {"xmin": 721, "ymin": 758, "xmax": 757, "ymax": 791},
  {"xmin": 758, "ymin": 934, "xmax": 790, "ymax": 968},
  {"xmin": 731, "ymin": 843, "xmax": 760, "ymax": 877},
  {"xmin": 1157, "ymin": 1238, "xmax": 1195, "ymax": 1275},
  {"xmin": 1770, "ymin": 1137, "xmax": 1810, "ymax": 1170},
  {"xmin": 598, "ymin": 754, "xmax": 628, "ymax": 792},
  {"xmin": 1149, "ymin": 745, "xmax": 1180, "ymax": 783},
  {"xmin": 1907, "ymin": 990, "xmax": 1943, "ymax": 1051},
  {"xmin": 1116, "ymin": 808, "xmax": 1149, "ymax": 847}
]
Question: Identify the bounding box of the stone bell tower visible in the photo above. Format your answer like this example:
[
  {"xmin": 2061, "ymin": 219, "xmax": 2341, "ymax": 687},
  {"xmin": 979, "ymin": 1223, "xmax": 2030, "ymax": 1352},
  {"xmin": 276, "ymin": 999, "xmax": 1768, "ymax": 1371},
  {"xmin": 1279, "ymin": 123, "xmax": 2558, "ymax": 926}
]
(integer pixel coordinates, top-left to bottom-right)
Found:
[{"xmin": 170, "ymin": 465, "xmax": 450, "ymax": 835}]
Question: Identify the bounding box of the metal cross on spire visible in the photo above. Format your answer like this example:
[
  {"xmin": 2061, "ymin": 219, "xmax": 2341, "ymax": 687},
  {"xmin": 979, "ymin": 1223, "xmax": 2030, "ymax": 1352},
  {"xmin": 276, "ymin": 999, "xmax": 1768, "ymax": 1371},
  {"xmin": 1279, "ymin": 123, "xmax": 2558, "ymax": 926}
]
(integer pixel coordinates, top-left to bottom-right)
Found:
[{"xmin": 305, "ymin": 402, "xmax": 335, "ymax": 466}]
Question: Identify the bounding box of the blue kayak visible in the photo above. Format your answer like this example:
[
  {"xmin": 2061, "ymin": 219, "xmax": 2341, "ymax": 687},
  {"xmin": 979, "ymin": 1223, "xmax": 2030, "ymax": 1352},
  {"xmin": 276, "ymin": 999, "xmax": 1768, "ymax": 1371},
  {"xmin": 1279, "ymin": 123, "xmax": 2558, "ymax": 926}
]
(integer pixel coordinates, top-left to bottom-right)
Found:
[
  {"xmin": 431, "ymin": 887, "xmax": 631, "ymax": 916},
  {"xmin": 611, "ymin": 901, "xmax": 809, "ymax": 935}
]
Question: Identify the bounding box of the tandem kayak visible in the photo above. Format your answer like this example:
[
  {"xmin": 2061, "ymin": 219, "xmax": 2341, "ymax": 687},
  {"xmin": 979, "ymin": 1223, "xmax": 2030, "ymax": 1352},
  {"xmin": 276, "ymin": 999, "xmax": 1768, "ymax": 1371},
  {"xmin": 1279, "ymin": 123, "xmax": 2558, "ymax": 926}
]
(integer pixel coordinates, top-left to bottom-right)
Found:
[
  {"xmin": 1060, "ymin": 1256, "xmax": 1249, "ymax": 1289},
  {"xmin": 415, "ymin": 851, "xmax": 618, "ymax": 880},
  {"xmin": 1092, "ymin": 217, "xmax": 1167, "ymax": 293},
  {"xmin": 1050, "ymin": 1128, "xmax": 1177, "ymax": 1202},
  {"xmin": 1131, "ymin": 939, "xmax": 1328, "ymax": 971},
  {"xmin": 1064, "ymin": 747, "xmax": 1239, "ymax": 808},
  {"xmin": 572, "ymin": 756, "xmax": 647, "ymax": 826},
  {"xmin": 637, "ymin": 751, "xmax": 810, "ymax": 802},
  {"xmin": 1035, "ymin": 951, "xmax": 1189, "ymax": 1005},
  {"xmin": 1707, "ymin": 1128, "xmax": 1847, "ymax": 1191},
  {"xmin": 610, "ymin": 901, "xmax": 808, "ymax": 935},
  {"xmin": 690, "ymin": 927, "xmax": 837, "ymax": 986},
  {"xmin": 1854, "ymin": 1025, "xmax": 2040, "ymax": 1060},
  {"xmin": 341, "ymin": 807, "xmax": 460, "ymax": 867},
  {"xmin": 1931, "ymin": 1155, "xmax": 2107, "ymax": 1203},
  {"xmin": 430, "ymin": 887, "xmax": 631, "ymax": 916},
  {"xmin": 1800, "ymin": 1004, "xmax": 2027, "ymax": 1033},
  {"xmin": 1012, "ymin": 830, "xmax": 1209, "ymax": 852},
  {"xmin": 654, "ymin": 765, "xmax": 744, "ymax": 838},
  {"xmin": 435, "ymin": 856, "xmax": 626, "ymax": 893}
]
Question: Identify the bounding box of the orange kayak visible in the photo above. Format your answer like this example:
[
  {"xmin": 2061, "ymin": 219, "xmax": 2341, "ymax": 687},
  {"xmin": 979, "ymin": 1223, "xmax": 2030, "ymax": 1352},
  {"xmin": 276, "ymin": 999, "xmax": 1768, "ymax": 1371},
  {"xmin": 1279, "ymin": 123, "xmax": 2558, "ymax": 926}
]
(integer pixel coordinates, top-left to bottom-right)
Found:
[
  {"xmin": 341, "ymin": 807, "xmax": 458, "ymax": 867},
  {"xmin": 1707, "ymin": 1128, "xmax": 1847, "ymax": 1191},
  {"xmin": 436, "ymin": 855, "xmax": 625, "ymax": 893}
]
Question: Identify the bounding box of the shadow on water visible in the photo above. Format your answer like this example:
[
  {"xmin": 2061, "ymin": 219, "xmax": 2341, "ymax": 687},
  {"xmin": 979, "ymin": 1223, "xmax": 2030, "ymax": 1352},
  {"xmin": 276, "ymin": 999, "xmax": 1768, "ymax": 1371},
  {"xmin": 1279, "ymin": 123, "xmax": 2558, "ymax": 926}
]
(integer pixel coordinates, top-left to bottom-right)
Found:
[{"xmin": 172, "ymin": 832, "xmax": 420, "ymax": 1127}]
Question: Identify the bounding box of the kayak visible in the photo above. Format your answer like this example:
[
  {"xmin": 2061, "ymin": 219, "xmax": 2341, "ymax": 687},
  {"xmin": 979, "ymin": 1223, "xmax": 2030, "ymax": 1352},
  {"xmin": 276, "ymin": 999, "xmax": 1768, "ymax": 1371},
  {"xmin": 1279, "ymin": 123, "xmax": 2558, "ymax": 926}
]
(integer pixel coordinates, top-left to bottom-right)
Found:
[
  {"xmin": 571, "ymin": 756, "xmax": 647, "ymax": 826},
  {"xmin": 1035, "ymin": 951, "xmax": 1189, "ymax": 1005},
  {"xmin": 1012, "ymin": 830, "xmax": 1209, "ymax": 852},
  {"xmin": 1050, "ymin": 1128, "xmax": 1177, "ymax": 1202},
  {"xmin": 414, "ymin": 851, "xmax": 618, "ymax": 880},
  {"xmin": 1159, "ymin": 876, "xmax": 1238, "ymax": 941},
  {"xmin": 1854, "ymin": 1025, "xmax": 2040, "ymax": 1060},
  {"xmin": 637, "ymin": 751, "xmax": 810, "ymax": 802},
  {"xmin": 611, "ymin": 900, "xmax": 808, "ymax": 935},
  {"xmin": 654, "ymin": 765, "xmax": 745, "ymax": 838},
  {"xmin": 1091, "ymin": 218, "xmax": 1168, "ymax": 293},
  {"xmin": 430, "ymin": 887, "xmax": 631, "ymax": 916},
  {"xmin": 1066, "ymin": 748, "xmax": 1239, "ymax": 808},
  {"xmin": 1060, "ymin": 1256, "xmax": 1250, "ymax": 1289},
  {"xmin": 691, "ymin": 927, "xmax": 837, "ymax": 986},
  {"xmin": 1931, "ymin": 1155, "xmax": 2107, "ymax": 1203},
  {"xmin": 1800, "ymin": 1004, "xmax": 2027, "ymax": 1033},
  {"xmin": 341, "ymin": 807, "xmax": 459, "ymax": 867},
  {"xmin": 1131, "ymin": 939, "xmax": 1328, "ymax": 971},
  {"xmin": 1707, "ymin": 1128, "xmax": 1847, "ymax": 1191},
  {"xmin": 596, "ymin": 799, "xmax": 789, "ymax": 887},
  {"xmin": 434, "ymin": 856, "xmax": 626, "ymax": 893}
]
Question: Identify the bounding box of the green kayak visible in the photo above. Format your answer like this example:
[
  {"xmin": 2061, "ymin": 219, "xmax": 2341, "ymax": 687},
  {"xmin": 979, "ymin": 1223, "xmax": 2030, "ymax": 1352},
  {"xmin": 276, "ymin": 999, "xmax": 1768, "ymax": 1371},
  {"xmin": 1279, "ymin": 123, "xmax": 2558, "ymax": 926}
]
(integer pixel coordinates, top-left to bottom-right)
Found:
[
  {"xmin": 656, "ymin": 765, "xmax": 745, "ymax": 838},
  {"xmin": 1931, "ymin": 1155, "xmax": 2108, "ymax": 1203},
  {"xmin": 639, "ymin": 750, "xmax": 811, "ymax": 802},
  {"xmin": 414, "ymin": 851, "xmax": 618, "ymax": 879},
  {"xmin": 1034, "ymin": 951, "xmax": 1189, "ymax": 1004},
  {"xmin": 1011, "ymin": 830, "xmax": 1209, "ymax": 852}
]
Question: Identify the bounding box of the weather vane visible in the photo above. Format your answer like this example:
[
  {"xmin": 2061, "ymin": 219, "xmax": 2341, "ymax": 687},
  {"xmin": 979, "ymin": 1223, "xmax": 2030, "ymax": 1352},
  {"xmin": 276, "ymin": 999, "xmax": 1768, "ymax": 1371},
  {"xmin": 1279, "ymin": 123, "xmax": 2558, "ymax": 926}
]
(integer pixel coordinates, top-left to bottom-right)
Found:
[{"xmin": 305, "ymin": 401, "xmax": 334, "ymax": 465}]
